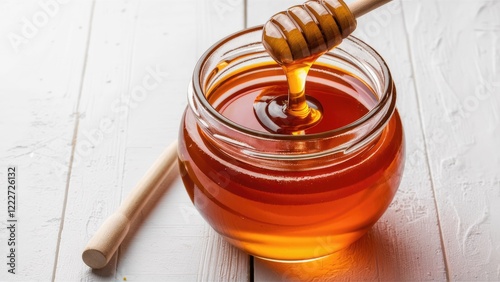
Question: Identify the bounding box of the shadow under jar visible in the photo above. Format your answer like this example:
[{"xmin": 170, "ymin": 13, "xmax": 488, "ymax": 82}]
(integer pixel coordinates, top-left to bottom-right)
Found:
[{"xmin": 178, "ymin": 26, "xmax": 405, "ymax": 262}]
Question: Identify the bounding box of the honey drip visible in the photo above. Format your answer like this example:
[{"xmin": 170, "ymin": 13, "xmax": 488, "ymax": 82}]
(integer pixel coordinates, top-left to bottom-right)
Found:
[
  {"xmin": 253, "ymin": 61, "xmax": 323, "ymax": 134},
  {"xmin": 255, "ymin": 0, "xmax": 357, "ymax": 134}
]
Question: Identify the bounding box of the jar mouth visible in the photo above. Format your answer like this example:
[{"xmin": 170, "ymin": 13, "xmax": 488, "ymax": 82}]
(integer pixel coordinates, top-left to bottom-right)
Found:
[{"xmin": 191, "ymin": 25, "xmax": 395, "ymax": 156}]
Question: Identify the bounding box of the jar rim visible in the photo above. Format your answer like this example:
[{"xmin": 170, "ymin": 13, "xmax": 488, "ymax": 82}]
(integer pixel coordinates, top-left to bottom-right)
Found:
[{"xmin": 191, "ymin": 25, "xmax": 394, "ymax": 142}]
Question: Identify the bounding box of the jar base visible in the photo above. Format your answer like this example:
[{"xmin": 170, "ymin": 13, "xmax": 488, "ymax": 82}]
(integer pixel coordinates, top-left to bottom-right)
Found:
[{"xmin": 253, "ymin": 252, "xmax": 334, "ymax": 264}]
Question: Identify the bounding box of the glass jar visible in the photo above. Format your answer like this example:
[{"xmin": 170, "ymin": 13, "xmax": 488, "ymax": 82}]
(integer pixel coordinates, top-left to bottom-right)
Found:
[{"xmin": 178, "ymin": 26, "xmax": 405, "ymax": 261}]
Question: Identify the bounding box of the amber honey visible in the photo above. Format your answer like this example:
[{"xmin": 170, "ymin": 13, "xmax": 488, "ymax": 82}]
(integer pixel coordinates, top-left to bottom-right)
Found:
[
  {"xmin": 178, "ymin": 27, "xmax": 405, "ymax": 261},
  {"xmin": 218, "ymin": 63, "xmax": 368, "ymax": 134}
]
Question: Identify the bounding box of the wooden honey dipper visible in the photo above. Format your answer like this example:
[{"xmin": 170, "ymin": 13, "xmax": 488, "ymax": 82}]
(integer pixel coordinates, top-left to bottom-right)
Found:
[
  {"xmin": 254, "ymin": 0, "xmax": 392, "ymax": 134},
  {"xmin": 263, "ymin": 0, "xmax": 392, "ymax": 65},
  {"xmin": 82, "ymin": 141, "xmax": 178, "ymax": 269}
]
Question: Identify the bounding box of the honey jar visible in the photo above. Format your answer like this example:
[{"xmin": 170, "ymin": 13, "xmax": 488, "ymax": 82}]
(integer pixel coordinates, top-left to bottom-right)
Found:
[{"xmin": 178, "ymin": 26, "xmax": 405, "ymax": 261}]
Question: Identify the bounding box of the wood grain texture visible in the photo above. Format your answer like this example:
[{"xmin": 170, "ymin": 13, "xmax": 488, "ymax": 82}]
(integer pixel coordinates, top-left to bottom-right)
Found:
[
  {"xmin": 82, "ymin": 141, "xmax": 178, "ymax": 270},
  {"xmin": 0, "ymin": 1, "xmax": 93, "ymax": 280},
  {"xmin": 248, "ymin": 0, "xmax": 447, "ymax": 280},
  {"xmin": 54, "ymin": 0, "xmax": 248, "ymax": 281},
  {"xmin": 2, "ymin": 0, "xmax": 499, "ymax": 280},
  {"xmin": 402, "ymin": 0, "xmax": 500, "ymax": 280}
]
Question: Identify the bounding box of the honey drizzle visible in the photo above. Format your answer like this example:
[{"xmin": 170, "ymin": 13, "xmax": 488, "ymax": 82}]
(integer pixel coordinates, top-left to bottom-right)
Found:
[{"xmin": 255, "ymin": 0, "xmax": 357, "ymax": 134}]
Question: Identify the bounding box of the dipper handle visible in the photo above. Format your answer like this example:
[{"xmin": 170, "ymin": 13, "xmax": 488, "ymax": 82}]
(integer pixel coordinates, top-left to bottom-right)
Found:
[
  {"xmin": 82, "ymin": 140, "xmax": 179, "ymax": 269},
  {"xmin": 349, "ymin": 0, "xmax": 392, "ymax": 18}
]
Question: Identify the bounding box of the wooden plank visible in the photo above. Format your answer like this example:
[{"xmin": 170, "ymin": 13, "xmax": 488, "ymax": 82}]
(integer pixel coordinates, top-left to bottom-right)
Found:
[
  {"xmin": 352, "ymin": 1, "xmax": 447, "ymax": 279},
  {"xmin": 54, "ymin": 0, "xmax": 248, "ymax": 281},
  {"xmin": 402, "ymin": 1, "xmax": 500, "ymax": 280},
  {"xmin": 246, "ymin": 0, "xmax": 303, "ymax": 27},
  {"xmin": 0, "ymin": 1, "xmax": 93, "ymax": 280},
  {"xmin": 247, "ymin": 0, "xmax": 447, "ymax": 280}
]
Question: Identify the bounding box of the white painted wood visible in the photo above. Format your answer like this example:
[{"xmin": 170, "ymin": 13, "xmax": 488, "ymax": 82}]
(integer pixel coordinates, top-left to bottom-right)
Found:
[
  {"xmin": 2, "ymin": 0, "xmax": 499, "ymax": 280},
  {"xmin": 53, "ymin": 0, "xmax": 248, "ymax": 281},
  {"xmin": 0, "ymin": 1, "xmax": 93, "ymax": 281},
  {"xmin": 246, "ymin": 0, "xmax": 304, "ymax": 27},
  {"xmin": 248, "ymin": 0, "xmax": 446, "ymax": 280},
  {"xmin": 82, "ymin": 141, "xmax": 178, "ymax": 269},
  {"xmin": 352, "ymin": 1, "xmax": 448, "ymax": 279},
  {"xmin": 402, "ymin": 0, "xmax": 500, "ymax": 280}
]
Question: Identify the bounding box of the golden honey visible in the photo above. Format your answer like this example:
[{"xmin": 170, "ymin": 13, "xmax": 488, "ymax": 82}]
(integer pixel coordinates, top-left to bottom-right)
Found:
[{"xmin": 178, "ymin": 27, "xmax": 405, "ymax": 261}]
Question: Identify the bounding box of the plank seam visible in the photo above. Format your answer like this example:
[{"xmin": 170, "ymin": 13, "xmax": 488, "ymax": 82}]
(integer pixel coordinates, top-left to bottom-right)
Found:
[
  {"xmin": 400, "ymin": 2, "xmax": 450, "ymax": 281},
  {"xmin": 249, "ymin": 256, "xmax": 254, "ymax": 282},
  {"xmin": 50, "ymin": 1, "xmax": 97, "ymax": 281},
  {"xmin": 244, "ymin": 0, "xmax": 248, "ymax": 28},
  {"xmin": 115, "ymin": 0, "xmax": 142, "ymax": 273},
  {"xmin": 243, "ymin": 3, "xmax": 252, "ymax": 280}
]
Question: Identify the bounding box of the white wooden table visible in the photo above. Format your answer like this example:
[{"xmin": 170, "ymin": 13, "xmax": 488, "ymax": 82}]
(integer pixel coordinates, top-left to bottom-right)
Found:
[{"xmin": 1, "ymin": 0, "xmax": 499, "ymax": 281}]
